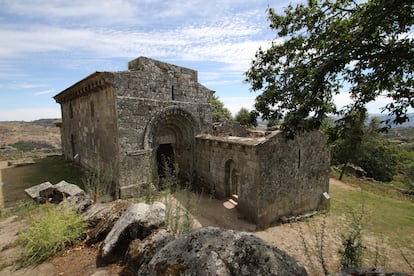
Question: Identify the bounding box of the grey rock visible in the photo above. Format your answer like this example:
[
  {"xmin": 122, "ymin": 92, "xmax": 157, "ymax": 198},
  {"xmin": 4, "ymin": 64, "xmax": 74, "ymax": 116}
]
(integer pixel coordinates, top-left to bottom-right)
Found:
[
  {"xmin": 124, "ymin": 229, "xmax": 175, "ymax": 274},
  {"xmin": 54, "ymin": 180, "xmax": 85, "ymax": 196},
  {"xmin": 342, "ymin": 163, "xmax": 367, "ymax": 178},
  {"xmin": 83, "ymin": 203, "xmax": 112, "ymax": 226},
  {"xmin": 138, "ymin": 226, "xmax": 308, "ymax": 276},
  {"xmin": 39, "ymin": 180, "xmax": 86, "ymax": 203},
  {"xmin": 24, "ymin": 182, "xmax": 53, "ymax": 202},
  {"xmin": 85, "ymin": 200, "xmax": 129, "ymax": 246},
  {"xmin": 97, "ymin": 202, "xmax": 166, "ymax": 265},
  {"xmin": 336, "ymin": 267, "xmax": 408, "ymax": 276},
  {"xmin": 59, "ymin": 194, "xmax": 93, "ymax": 212}
]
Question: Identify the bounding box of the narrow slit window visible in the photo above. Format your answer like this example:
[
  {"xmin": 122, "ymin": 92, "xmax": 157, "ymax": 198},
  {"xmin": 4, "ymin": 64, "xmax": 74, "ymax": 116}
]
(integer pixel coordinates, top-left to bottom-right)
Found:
[
  {"xmin": 171, "ymin": 85, "xmax": 175, "ymax": 100},
  {"xmin": 298, "ymin": 149, "xmax": 301, "ymax": 169}
]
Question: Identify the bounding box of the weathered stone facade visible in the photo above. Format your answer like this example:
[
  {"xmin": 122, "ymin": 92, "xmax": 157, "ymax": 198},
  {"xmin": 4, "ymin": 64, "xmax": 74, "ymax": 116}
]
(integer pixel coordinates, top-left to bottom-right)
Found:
[
  {"xmin": 55, "ymin": 57, "xmax": 329, "ymax": 226},
  {"xmin": 195, "ymin": 131, "xmax": 329, "ymax": 226}
]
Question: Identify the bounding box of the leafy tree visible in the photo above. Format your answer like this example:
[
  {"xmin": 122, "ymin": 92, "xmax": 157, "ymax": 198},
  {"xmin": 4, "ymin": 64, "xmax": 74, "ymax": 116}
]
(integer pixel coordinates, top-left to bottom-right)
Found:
[
  {"xmin": 267, "ymin": 117, "xmax": 279, "ymax": 129},
  {"xmin": 210, "ymin": 94, "xmax": 232, "ymax": 122},
  {"xmin": 235, "ymin": 107, "xmax": 258, "ymax": 128},
  {"xmin": 331, "ymin": 114, "xmax": 399, "ymax": 181},
  {"xmin": 356, "ymin": 118, "xmax": 398, "ymax": 181},
  {"xmin": 246, "ymin": 0, "xmax": 414, "ymax": 138},
  {"xmin": 330, "ymin": 110, "xmax": 367, "ymax": 180}
]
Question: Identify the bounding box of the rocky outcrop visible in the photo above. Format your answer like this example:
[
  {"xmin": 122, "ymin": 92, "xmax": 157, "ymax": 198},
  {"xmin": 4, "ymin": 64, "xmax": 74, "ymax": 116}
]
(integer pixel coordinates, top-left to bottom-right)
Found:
[
  {"xmin": 124, "ymin": 229, "xmax": 175, "ymax": 275},
  {"xmin": 24, "ymin": 181, "xmax": 53, "ymax": 202},
  {"xmin": 24, "ymin": 182, "xmax": 309, "ymax": 275},
  {"xmin": 24, "ymin": 180, "xmax": 92, "ymax": 211},
  {"xmin": 137, "ymin": 227, "xmax": 308, "ymax": 275},
  {"xmin": 97, "ymin": 202, "xmax": 166, "ymax": 265},
  {"xmin": 40, "ymin": 180, "xmax": 85, "ymax": 203},
  {"xmin": 59, "ymin": 193, "xmax": 93, "ymax": 212},
  {"xmin": 336, "ymin": 267, "xmax": 408, "ymax": 276},
  {"xmin": 84, "ymin": 200, "xmax": 130, "ymax": 246}
]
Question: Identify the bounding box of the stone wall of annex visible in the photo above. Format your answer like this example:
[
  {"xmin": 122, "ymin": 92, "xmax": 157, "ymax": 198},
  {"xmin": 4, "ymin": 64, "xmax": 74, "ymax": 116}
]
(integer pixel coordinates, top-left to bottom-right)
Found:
[
  {"xmin": 194, "ymin": 131, "xmax": 330, "ymax": 226},
  {"xmin": 256, "ymin": 131, "xmax": 330, "ymax": 226},
  {"xmin": 194, "ymin": 135, "xmax": 260, "ymax": 220}
]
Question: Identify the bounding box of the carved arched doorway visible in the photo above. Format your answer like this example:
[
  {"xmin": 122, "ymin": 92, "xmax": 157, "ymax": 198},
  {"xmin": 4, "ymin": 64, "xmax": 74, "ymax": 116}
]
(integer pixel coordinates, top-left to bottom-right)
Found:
[{"xmin": 145, "ymin": 107, "xmax": 198, "ymax": 184}]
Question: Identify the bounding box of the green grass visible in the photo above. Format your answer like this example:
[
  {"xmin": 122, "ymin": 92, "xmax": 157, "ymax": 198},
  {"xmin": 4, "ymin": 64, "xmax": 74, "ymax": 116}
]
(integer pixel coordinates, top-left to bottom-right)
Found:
[
  {"xmin": 330, "ymin": 170, "xmax": 413, "ymax": 201},
  {"xmin": 330, "ymin": 179, "xmax": 414, "ymax": 253},
  {"xmin": 1, "ymin": 155, "xmax": 86, "ymax": 209},
  {"xmin": 23, "ymin": 155, "xmax": 85, "ymax": 187},
  {"xmin": 17, "ymin": 202, "xmax": 86, "ymax": 268},
  {"xmin": 11, "ymin": 141, "xmax": 54, "ymax": 152}
]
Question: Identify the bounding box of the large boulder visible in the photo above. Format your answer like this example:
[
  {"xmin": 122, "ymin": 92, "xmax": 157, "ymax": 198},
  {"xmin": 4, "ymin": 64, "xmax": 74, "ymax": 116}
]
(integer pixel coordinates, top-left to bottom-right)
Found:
[
  {"xmin": 24, "ymin": 181, "xmax": 54, "ymax": 202},
  {"xmin": 138, "ymin": 227, "xmax": 308, "ymax": 275},
  {"xmin": 59, "ymin": 193, "xmax": 93, "ymax": 212},
  {"xmin": 24, "ymin": 181, "xmax": 92, "ymax": 211},
  {"xmin": 123, "ymin": 229, "xmax": 175, "ymax": 275},
  {"xmin": 97, "ymin": 202, "xmax": 166, "ymax": 265},
  {"xmin": 84, "ymin": 200, "xmax": 130, "ymax": 246},
  {"xmin": 39, "ymin": 180, "xmax": 85, "ymax": 203}
]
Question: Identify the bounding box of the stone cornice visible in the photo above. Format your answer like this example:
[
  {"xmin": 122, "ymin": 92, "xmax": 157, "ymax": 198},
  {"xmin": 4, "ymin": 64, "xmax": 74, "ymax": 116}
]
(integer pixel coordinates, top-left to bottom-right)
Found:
[{"xmin": 54, "ymin": 72, "xmax": 111, "ymax": 103}]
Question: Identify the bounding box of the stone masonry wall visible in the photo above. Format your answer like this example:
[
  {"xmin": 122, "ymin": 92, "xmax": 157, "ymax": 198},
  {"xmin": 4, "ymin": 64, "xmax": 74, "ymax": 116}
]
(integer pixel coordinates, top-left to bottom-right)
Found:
[
  {"xmin": 194, "ymin": 135, "xmax": 260, "ymax": 222},
  {"xmin": 256, "ymin": 131, "xmax": 330, "ymax": 226},
  {"xmin": 59, "ymin": 83, "xmax": 118, "ymax": 172},
  {"xmin": 109, "ymin": 57, "xmax": 213, "ymax": 195}
]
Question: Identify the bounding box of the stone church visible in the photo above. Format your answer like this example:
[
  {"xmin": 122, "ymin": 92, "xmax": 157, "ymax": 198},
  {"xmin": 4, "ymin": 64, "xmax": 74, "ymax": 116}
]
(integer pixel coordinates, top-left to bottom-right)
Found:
[{"xmin": 54, "ymin": 57, "xmax": 330, "ymax": 226}]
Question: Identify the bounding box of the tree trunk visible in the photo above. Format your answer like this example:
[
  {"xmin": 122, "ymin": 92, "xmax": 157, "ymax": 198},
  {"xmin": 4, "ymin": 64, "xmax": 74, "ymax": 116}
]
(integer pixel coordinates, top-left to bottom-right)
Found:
[{"xmin": 339, "ymin": 162, "xmax": 348, "ymax": 181}]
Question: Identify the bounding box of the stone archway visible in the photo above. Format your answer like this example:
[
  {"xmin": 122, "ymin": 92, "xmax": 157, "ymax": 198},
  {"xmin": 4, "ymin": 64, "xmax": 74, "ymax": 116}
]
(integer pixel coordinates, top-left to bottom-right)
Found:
[{"xmin": 144, "ymin": 107, "xmax": 198, "ymax": 183}]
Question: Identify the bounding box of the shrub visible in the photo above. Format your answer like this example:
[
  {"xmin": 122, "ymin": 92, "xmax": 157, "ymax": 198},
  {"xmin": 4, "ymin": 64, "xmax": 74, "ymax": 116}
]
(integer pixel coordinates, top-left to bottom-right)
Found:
[
  {"xmin": 82, "ymin": 161, "xmax": 113, "ymax": 202},
  {"xmin": 339, "ymin": 200, "xmax": 366, "ymax": 270},
  {"xmin": 17, "ymin": 203, "xmax": 86, "ymax": 267}
]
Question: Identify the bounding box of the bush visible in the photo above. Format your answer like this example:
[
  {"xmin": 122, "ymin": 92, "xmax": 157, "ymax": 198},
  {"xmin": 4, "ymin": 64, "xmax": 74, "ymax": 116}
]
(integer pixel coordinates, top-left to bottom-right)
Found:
[
  {"xmin": 11, "ymin": 141, "xmax": 53, "ymax": 152},
  {"xmin": 17, "ymin": 203, "xmax": 86, "ymax": 267},
  {"xmin": 82, "ymin": 162, "xmax": 113, "ymax": 202}
]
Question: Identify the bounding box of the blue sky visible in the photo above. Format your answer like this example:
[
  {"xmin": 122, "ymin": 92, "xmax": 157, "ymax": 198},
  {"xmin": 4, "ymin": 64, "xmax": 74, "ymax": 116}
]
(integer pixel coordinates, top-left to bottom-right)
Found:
[{"xmin": 0, "ymin": 0, "xmax": 399, "ymax": 121}]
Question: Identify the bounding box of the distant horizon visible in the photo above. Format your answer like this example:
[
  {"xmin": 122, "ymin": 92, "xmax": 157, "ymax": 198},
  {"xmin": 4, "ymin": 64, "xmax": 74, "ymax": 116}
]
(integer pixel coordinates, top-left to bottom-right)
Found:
[{"xmin": 3, "ymin": 113, "xmax": 414, "ymax": 129}]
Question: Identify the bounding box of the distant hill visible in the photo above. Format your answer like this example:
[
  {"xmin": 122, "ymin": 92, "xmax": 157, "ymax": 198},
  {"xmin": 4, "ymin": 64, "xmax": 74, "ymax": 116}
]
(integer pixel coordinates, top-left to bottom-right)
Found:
[
  {"xmin": 369, "ymin": 113, "xmax": 414, "ymax": 128},
  {"xmin": 259, "ymin": 113, "xmax": 414, "ymax": 128},
  {"xmin": 31, "ymin": 118, "xmax": 61, "ymax": 128},
  {"xmin": 0, "ymin": 120, "xmax": 61, "ymax": 148},
  {"xmin": 382, "ymin": 127, "xmax": 414, "ymax": 144}
]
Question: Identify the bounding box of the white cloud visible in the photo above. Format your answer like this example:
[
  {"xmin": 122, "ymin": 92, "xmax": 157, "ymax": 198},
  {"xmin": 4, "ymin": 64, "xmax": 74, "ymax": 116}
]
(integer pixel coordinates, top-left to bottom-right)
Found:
[
  {"xmin": 32, "ymin": 89, "xmax": 55, "ymax": 96},
  {"xmin": 333, "ymin": 92, "xmax": 352, "ymax": 110},
  {"xmin": 0, "ymin": 82, "xmax": 47, "ymax": 89},
  {"xmin": 2, "ymin": 0, "xmax": 139, "ymax": 25},
  {"xmin": 333, "ymin": 91, "xmax": 394, "ymax": 114},
  {"xmin": 0, "ymin": 107, "xmax": 61, "ymax": 121},
  {"xmin": 220, "ymin": 96, "xmax": 256, "ymax": 116}
]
